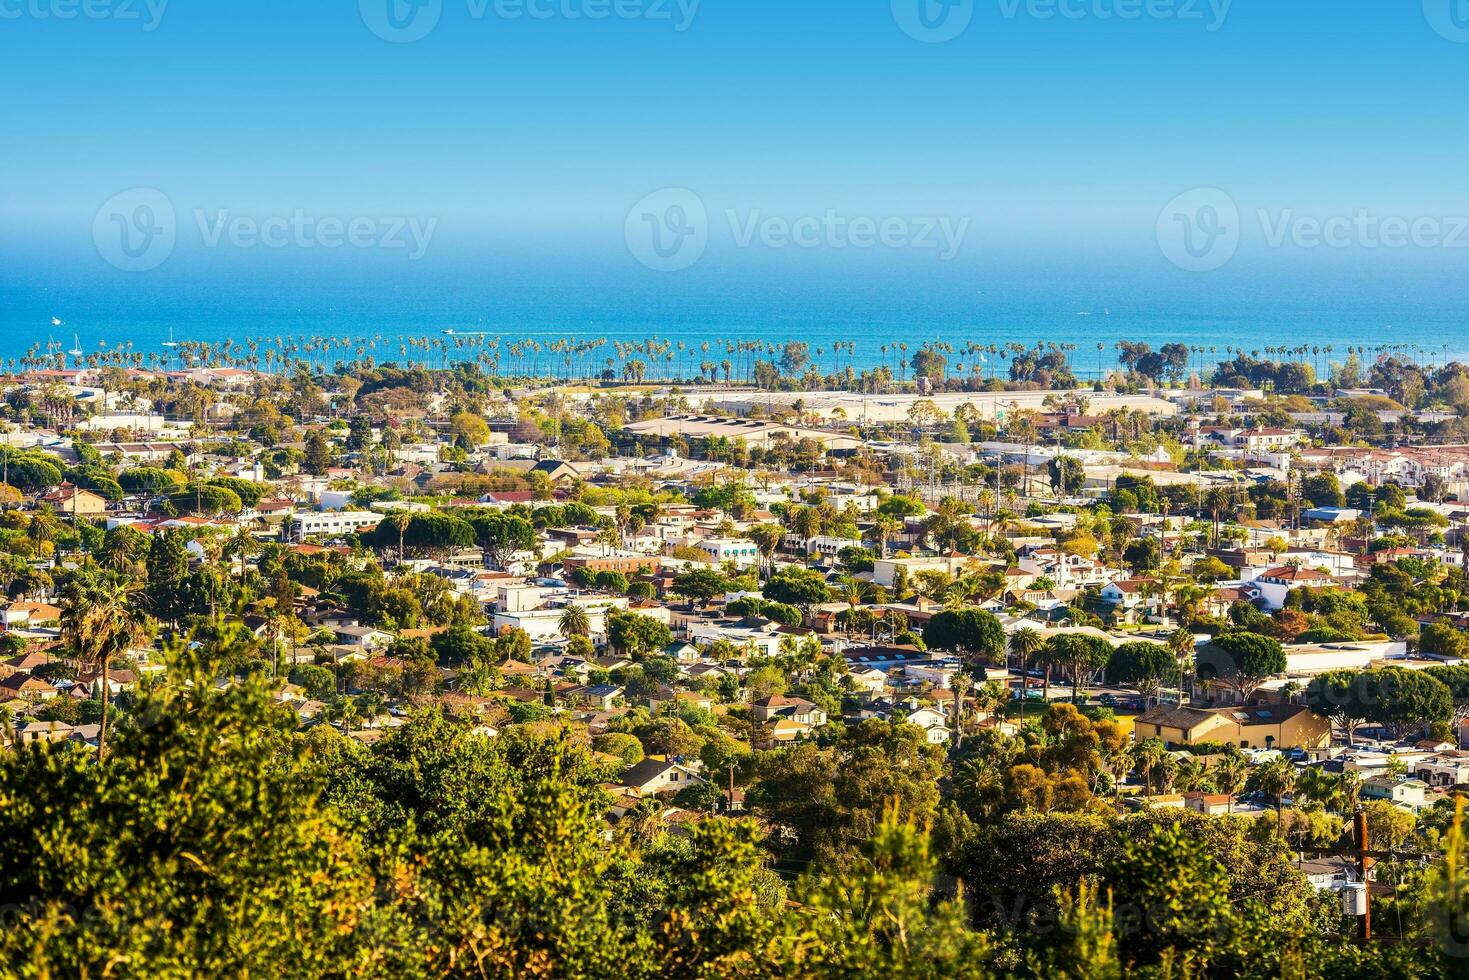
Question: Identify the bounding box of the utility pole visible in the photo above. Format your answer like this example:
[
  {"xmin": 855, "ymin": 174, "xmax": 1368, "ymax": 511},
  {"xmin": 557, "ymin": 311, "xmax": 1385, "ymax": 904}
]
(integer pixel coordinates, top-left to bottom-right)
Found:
[{"xmin": 1355, "ymin": 807, "xmax": 1373, "ymax": 943}]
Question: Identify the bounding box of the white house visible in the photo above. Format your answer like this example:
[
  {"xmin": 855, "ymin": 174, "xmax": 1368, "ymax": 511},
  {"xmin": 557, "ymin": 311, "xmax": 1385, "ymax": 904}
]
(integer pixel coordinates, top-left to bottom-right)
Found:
[{"xmin": 291, "ymin": 510, "xmax": 381, "ymax": 542}]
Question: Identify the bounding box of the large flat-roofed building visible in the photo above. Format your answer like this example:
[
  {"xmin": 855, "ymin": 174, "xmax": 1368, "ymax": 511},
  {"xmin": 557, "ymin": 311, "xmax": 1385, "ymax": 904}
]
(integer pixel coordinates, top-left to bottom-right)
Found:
[
  {"xmin": 623, "ymin": 415, "xmax": 862, "ymax": 451},
  {"xmin": 704, "ymin": 391, "xmax": 1176, "ymax": 424}
]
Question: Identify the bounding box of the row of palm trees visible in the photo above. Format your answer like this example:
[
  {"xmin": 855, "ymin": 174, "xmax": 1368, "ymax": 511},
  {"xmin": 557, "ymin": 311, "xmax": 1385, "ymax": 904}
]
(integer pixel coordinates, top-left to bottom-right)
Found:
[{"xmin": 18, "ymin": 327, "xmax": 1454, "ymax": 392}]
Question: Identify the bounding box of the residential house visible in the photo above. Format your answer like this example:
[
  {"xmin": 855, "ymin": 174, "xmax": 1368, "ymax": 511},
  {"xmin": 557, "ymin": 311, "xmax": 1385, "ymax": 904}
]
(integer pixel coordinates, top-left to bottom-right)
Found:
[
  {"xmin": 617, "ymin": 759, "xmax": 706, "ymax": 797},
  {"xmin": 1361, "ymin": 775, "xmax": 1435, "ymax": 810},
  {"xmin": 758, "ymin": 696, "xmax": 828, "ymax": 728},
  {"xmin": 1, "ymin": 601, "xmax": 62, "ymax": 629},
  {"xmin": 1132, "ymin": 702, "xmax": 1331, "ymax": 750},
  {"xmin": 39, "ymin": 484, "xmax": 108, "ymax": 516}
]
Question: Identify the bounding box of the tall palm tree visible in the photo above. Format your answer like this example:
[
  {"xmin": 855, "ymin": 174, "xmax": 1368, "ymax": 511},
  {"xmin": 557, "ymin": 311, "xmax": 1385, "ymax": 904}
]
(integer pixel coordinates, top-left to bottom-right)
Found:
[
  {"xmin": 330, "ymin": 695, "xmax": 362, "ymax": 735},
  {"xmin": 835, "ymin": 574, "xmax": 864, "ymax": 636},
  {"xmin": 1212, "ymin": 751, "xmax": 1248, "ymax": 813},
  {"xmin": 746, "ymin": 524, "xmax": 785, "ymax": 581},
  {"xmin": 1337, "ymin": 769, "xmax": 1362, "ymax": 813},
  {"xmin": 61, "ymin": 571, "xmax": 148, "ymax": 761},
  {"xmin": 872, "ymin": 513, "xmax": 901, "ymax": 559},
  {"xmin": 1169, "ymin": 627, "xmax": 1197, "ymax": 701},
  {"xmin": 558, "ymin": 604, "xmax": 591, "ymax": 639},
  {"xmin": 387, "ymin": 510, "xmax": 413, "ymax": 566},
  {"xmin": 1010, "ymin": 626, "xmax": 1045, "ymax": 685},
  {"xmin": 1132, "ymin": 737, "xmax": 1170, "ymax": 797},
  {"xmin": 1249, "ymin": 758, "xmax": 1297, "ymax": 833}
]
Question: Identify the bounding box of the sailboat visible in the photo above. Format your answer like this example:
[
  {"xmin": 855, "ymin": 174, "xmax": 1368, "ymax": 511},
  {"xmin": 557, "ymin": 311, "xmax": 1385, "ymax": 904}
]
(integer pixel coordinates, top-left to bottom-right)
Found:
[
  {"xmin": 163, "ymin": 327, "xmax": 180, "ymax": 348},
  {"xmin": 67, "ymin": 334, "xmax": 84, "ymax": 358}
]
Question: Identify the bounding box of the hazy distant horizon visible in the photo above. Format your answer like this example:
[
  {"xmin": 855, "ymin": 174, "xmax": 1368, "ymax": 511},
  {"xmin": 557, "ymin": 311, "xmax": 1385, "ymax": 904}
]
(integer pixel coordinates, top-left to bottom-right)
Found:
[{"xmin": 5, "ymin": 256, "xmax": 1468, "ymax": 374}]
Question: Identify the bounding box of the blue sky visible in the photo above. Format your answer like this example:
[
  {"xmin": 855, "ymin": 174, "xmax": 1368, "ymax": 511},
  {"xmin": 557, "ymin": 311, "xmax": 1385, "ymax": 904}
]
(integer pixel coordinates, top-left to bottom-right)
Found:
[{"xmin": 3, "ymin": 1, "xmax": 1469, "ymax": 304}]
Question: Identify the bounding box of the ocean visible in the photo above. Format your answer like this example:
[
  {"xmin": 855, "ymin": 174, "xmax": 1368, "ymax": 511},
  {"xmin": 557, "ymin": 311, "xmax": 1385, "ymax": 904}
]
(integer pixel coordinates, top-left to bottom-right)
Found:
[{"xmin": 4, "ymin": 255, "xmax": 1467, "ymax": 378}]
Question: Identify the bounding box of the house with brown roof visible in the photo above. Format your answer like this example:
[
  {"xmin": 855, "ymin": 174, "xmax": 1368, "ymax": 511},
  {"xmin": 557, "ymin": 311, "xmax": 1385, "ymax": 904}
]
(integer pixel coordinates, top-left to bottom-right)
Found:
[
  {"xmin": 1183, "ymin": 792, "xmax": 1235, "ymax": 816},
  {"xmin": 1133, "ymin": 702, "xmax": 1330, "ymax": 750},
  {"xmin": 1247, "ymin": 565, "xmax": 1334, "ymax": 610},
  {"xmin": 39, "ymin": 484, "xmax": 108, "ymax": 516},
  {"xmin": 0, "ymin": 673, "xmax": 58, "ymax": 701},
  {"xmin": 752, "ymin": 695, "xmax": 828, "ymax": 741}
]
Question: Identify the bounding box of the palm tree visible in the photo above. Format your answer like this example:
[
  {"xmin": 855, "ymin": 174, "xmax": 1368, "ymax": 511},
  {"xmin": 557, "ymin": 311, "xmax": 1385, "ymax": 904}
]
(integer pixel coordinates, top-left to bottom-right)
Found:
[
  {"xmin": 1294, "ymin": 767, "xmax": 1340, "ymax": 812},
  {"xmin": 746, "ymin": 524, "xmax": 785, "ymax": 581},
  {"xmin": 1212, "ymin": 751, "xmax": 1248, "ymax": 813},
  {"xmin": 1010, "ymin": 626, "xmax": 1045, "ymax": 683},
  {"xmin": 558, "ymin": 604, "xmax": 591, "ymax": 639},
  {"xmin": 872, "ymin": 513, "xmax": 901, "ymax": 559},
  {"xmin": 1249, "ymin": 758, "xmax": 1297, "ymax": 832},
  {"xmin": 1174, "ymin": 756, "xmax": 1213, "ymax": 793},
  {"xmin": 387, "ymin": 510, "xmax": 412, "ymax": 566},
  {"xmin": 330, "ymin": 695, "xmax": 362, "ymax": 735},
  {"xmin": 61, "ymin": 571, "xmax": 148, "ymax": 761},
  {"xmin": 1132, "ymin": 736, "xmax": 1171, "ymax": 797},
  {"xmin": 835, "ymin": 574, "xmax": 864, "ymax": 636},
  {"xmin": 1169, "ymin": 627, "xmax": 1197, "ymax": 701}
]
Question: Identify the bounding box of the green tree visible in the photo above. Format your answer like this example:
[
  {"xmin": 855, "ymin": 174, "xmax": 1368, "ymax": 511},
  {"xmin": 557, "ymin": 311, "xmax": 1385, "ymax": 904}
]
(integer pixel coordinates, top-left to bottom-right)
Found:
[
  {"xmin": 303, "ymin": 429, "xmax": 333, "ymax": 476},
  {"xmin": 469, "ymin": 512, "xmax": 536, "ymax": 569},
  {"xmin": 1109, "ymin": 641, "xmax": 1180, "ymax": 706},
  {"xmin": 606, "ymin": 611, "xmax": 673, "ymax": 659},
  {"xmin": 923, "ymin": 608, "xmax": 1006, "ymax": 667},
  {"xmin": 145, "ymin": 530, "xmax": 190, "ymax": 627},
  {"xmin": 1200, "ymin": 631, "xmax": 1287, "ymax": 702},
  {"xmin": 1304, "ymin": 669, "xmax": 1373, "ymax": 746},
  {"xmin": 673, "ymin": 568, "xmax": 731, "ymax": 603},
  {"xmin": 61, "ymin": 570, "xmax": 148, "ymax": 760},
  {"xmin": 763, "ymin": 567, "xmax": 831, "ymax": 610}
]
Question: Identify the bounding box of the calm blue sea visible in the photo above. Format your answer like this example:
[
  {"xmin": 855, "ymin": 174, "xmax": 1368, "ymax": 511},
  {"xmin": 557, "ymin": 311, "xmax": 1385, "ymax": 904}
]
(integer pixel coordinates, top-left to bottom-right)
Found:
[{"xmin": 4, "ymin": 255, "xmax": 1467, "ymax": 377}]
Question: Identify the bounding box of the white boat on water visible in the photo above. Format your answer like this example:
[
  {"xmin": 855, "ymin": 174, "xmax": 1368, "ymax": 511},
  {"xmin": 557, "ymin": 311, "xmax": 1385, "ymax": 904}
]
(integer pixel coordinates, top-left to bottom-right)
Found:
[{"xmin": 163, "ymin": 327, "xmax": 180, "ymax": 348}]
